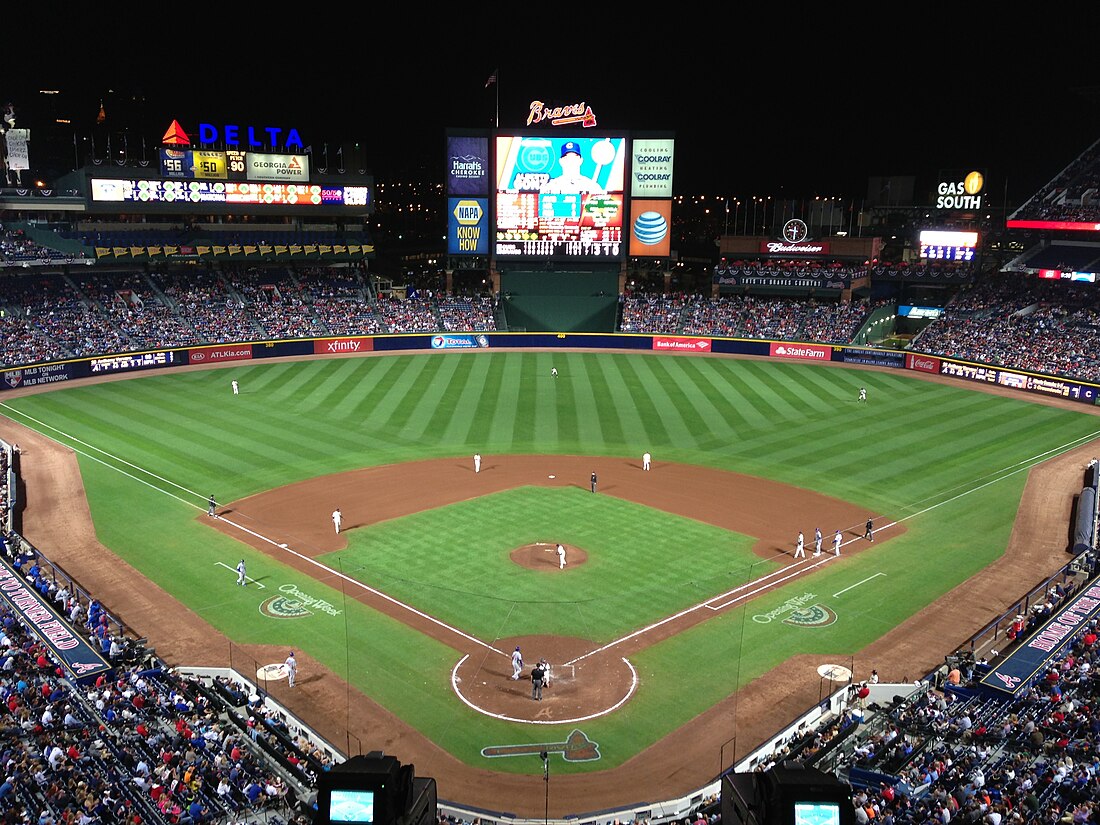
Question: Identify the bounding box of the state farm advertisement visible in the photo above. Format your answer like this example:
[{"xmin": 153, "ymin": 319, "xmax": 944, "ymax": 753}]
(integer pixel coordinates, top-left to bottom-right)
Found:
[
  {"xmin": 189, "ymin": 344, "xmax": 254, "ymax": 365},
  {"xmin": 313, "ymin": 337, "xmax": 374, "ymax": 355},
  {"xmin": 652, "ymin": 337, "xmax": 711, "ymax": 353},
  {"xmin": 769, "ymin": 342, "xmax": 829, "ymax": 361},
  {"xmin": 906, "ymin": 353, "xmax": 940, "ymax": 373}
]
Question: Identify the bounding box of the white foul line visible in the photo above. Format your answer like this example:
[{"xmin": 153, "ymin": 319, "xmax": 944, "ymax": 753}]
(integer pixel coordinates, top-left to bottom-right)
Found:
[
  {"xmin": 833, "ymin": 572, "xmax": 885, "ymax": 597},
  {"xmin": 6, "ymin": 400, "xmax": 1100, "ymax": 669}
]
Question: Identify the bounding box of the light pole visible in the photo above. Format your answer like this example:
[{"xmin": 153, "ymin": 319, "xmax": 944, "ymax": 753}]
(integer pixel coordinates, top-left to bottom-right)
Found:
[{"xmin": 540, "ymin": 750, "xmax": 549, "ymax": 825}]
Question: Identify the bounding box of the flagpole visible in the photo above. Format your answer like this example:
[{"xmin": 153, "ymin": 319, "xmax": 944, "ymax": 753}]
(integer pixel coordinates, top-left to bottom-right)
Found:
[{"xmin": 495, "ymin": 72, "xmax": 500, "ymax": 129}]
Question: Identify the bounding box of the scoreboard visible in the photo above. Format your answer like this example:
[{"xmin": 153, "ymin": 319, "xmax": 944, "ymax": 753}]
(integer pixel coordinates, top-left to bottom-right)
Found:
[{"xmin": 160, "ymin": 149, "xmax": 305, "ymax": 183}]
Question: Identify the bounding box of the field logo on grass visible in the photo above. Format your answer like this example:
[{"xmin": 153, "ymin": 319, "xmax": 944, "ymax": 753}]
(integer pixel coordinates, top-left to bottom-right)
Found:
[
  {"xmin": 751, "ymin": 592, "xmax": 836, "ymax": 627},
  {"xmin": 482, "ymin": 729, "xmax": 600, "ymax": 762},
  {"xmin": 260, "ymin": 584, "xmax": 342, "ymax": 619}
]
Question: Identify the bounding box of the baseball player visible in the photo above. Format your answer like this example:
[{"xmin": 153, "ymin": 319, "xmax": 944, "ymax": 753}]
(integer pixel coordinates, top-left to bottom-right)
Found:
[
  {"xmin": 236, "ymin": 559, "xmax": 247, "ymax": 586},
  {"xmin": 284, "ymin": 652, "xmax": 297, "ymax": 687},
  {"xmin": 207, "ymin": 495, "xmax": 217, "ymax": 517},
  {"xmin": 551, "ymin": 367, "xmax": 558, "ymax": 377},
  {"xmin": 858, "ymin": 387, "xmax": 867, "ymax": 402},
  {"xmin": 834, "ymin": 529, "xmax": 843, "ymax": 556},
  {"xmin": 539, "ymin": 658, "xmax": 552, "ymax": 688},
  {"xmin": 231, "ymin": 380, "xmax": 239, "ymax": 395},
  {"xmin": 557, "ymin": 543, "xmax": 566, "ymax": 569},
  {"xmin": 473, "ymin": 453, "xmax": 482, "ymax": 473},
  {"xmin": 590, "ymin": 471, "xmax": 598, "ymax": 493},
  {"xmin": 642, "ymin": 452, "xmax": 651, "ymax": 471},
  {"xmin": 794, "ymin": 531, "xmax": 805, "ymax": 558},
  {"xmin": 332, "ymin": 508, "xmax": 342, "ymax": 534},
  {"xmin": 814, "ymin": 527, "xmax": 823, "ymax": 556},
  {"xmin": 865, "ymin": 518, "xmax": 874, "ymax": 542},
  {"xmin": 510, "ymin": 646, "xmax": 523, "ymax": 680}
]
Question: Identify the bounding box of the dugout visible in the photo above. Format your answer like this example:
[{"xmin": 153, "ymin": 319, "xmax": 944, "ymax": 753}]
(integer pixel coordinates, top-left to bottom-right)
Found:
[{"xmin": 497, "ymin": 268, "xmax": 620, "ymax": 332}]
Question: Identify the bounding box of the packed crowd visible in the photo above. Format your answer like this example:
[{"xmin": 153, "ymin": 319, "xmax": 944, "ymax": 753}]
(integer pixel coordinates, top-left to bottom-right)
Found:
[
  {"xmin": 910, "ymin": 273, "xmax": 1100, "ymax": 383},
  {"xmin": 1011, "ymin": 140, "xmax": 1100, "ymax": 223},
  {"xmin": 0, "ymin": 269, "xmax": 504, "ymax": 367},
  {"xmin": 812, "ymin": 577, "xmax": 1100, "ymax": 825},
  {"xmin": 0, "ymin": 526, "xmax": 324, "ymax": 825}
]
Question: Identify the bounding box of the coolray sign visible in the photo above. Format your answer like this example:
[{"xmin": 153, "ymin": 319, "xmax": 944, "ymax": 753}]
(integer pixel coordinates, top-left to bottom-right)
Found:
[
  {"xmin": 189, "ymin": 344, "xmax": 253, "ymax": 364},
  {"xmin": 906, "ymin": 353, "xmax": 940, "ymax": 373},
  {"xmin": 652, "ymin": 337, "xmax": 711, "ymax": 352},
  {"xmin": 313, "ymin": 337, "xmax": 374, "ymax": 354},
  {"xmin": 630, "ymin": 138, "xmax": 675, "ymax": 198},
  {"xmin": 0, "ymin": 558, "xmax": 111, "ymax": 683},
  {"xmin": 770, "ymin": 342, "xmax": 830, "ymax": 360}
]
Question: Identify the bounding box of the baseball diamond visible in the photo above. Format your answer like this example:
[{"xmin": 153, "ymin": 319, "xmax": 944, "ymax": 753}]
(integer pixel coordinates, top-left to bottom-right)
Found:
[{"xmin": 0, "ymin": 349, "xmax": 1096, "ymax": 820}]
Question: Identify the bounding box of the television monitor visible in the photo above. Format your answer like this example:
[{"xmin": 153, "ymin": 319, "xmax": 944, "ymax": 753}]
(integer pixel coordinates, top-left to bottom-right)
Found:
[
  {"xmin": 329, "ymin": 789, "xmax": 375, "ymax": 824},
  {"xmin": 494, "ymin": 134, "xmax": 626, "ymax": 260},
  {"xmin": 794, "ymin": 801, "xmax": 842, "ymax": 825}
]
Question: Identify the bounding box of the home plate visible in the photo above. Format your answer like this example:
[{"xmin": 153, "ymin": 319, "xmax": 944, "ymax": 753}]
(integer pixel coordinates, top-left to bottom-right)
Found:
[{"xmin": 548, "ymin": 474, "xmax": 556, "ymax": 479}]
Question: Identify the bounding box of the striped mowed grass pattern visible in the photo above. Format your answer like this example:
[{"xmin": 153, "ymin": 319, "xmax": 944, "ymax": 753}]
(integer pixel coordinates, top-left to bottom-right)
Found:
[{"xmin": 2, "ymin": 350, "xmax": 1097, "ymax": 773}]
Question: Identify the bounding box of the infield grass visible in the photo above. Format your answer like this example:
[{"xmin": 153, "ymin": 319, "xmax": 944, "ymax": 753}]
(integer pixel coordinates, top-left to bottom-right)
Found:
[{"xmin": 1, "ymin": 350, "xmax": 1097, "ymax": 775}]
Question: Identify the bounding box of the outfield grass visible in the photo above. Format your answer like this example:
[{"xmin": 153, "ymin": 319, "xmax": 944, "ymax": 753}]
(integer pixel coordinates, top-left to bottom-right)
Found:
[{"xmin": 1, "ymin": 350, "xmax": 1097, "ymax": 775}]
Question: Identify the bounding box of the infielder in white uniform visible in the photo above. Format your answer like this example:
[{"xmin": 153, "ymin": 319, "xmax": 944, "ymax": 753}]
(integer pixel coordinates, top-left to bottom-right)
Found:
[
  {"xmin": 794, "ymin": 531, "xmax": 805, "ymax": 558},
  {"xmin": 642, "ymin": 452, "xmax": 651, "ymax": 471},
  {"xmin": 332, "ymin": 508, "xmax": 342, "ymax": 534},
  {"xmin": 834, "ymin": 529, "xmax": 843, "ymax": 556},
  {"xmin": 473, "ymin": 453, "xmax": 481, "ymax": 473}
]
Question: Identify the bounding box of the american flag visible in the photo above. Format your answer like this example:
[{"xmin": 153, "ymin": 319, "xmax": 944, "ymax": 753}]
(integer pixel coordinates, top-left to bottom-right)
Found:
[{"xmin": 485, "ymin": 70, "xmax": 498, "ymax": 88}]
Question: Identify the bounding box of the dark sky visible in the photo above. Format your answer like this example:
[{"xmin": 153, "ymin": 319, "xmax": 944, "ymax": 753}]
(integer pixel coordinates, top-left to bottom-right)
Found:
[{"xmin": 8, "ymin": 23, "xmax": 1100, "ymax": 205}]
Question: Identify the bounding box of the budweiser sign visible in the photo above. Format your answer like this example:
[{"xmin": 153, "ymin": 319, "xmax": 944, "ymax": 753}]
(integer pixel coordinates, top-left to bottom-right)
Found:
[
  {"xmin": 761, "ymin": 241, "xmax": 829, "ymax": 255},
  {"xmin": 653, "ymin": 337, "xmax": 712, "ymax": 352}
]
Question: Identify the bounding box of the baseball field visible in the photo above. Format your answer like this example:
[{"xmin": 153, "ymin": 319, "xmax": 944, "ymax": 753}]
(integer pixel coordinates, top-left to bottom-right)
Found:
[{"xmin": 0, "ymin": 348, "xmax": 1097, "ymax": 818}]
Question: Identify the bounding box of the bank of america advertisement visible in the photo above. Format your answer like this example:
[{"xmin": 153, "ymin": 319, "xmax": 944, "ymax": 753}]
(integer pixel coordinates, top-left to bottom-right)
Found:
[
  {"xmin": 628, "ymin": 199, "xmax": 672, "ymax": 257},
  {"xmin": 630, "ymin": 138, "xmax": 674, "ymax": 198},
  {"xmin": 448, "ymin": 198, "xmax": 489, "ymax": 255},
  {"xmin": 447, "ymin": 135, "xmax": 489, "ymax": 196}
]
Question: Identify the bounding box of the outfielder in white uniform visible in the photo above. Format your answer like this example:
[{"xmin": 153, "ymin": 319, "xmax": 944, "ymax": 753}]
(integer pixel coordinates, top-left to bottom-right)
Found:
[
  {"xmin": 794, "ymin": 531, "xmax": 805, "ymax": 558},
  {"xmin": 511, "ymin": 646, "xmax": 523, "ymax": 680},
  {"xmin": 231, "ymin": 380, "xmax": 239, "ymax": 395},
  {"xmin": 332, "ymin": 508, "xmax": 342, "ymax": 534}
]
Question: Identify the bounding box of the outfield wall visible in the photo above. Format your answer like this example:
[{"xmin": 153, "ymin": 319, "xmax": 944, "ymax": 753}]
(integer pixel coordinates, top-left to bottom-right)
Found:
[{"xmin": 2, "ymin": 333, "xmax": 1098, "ymax": 407}]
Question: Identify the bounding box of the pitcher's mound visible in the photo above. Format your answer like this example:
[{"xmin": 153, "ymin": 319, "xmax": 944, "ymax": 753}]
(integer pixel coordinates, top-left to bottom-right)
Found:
[{"xmin": 510, "ymin": 543, "xmax": 587, "ymax": 570}]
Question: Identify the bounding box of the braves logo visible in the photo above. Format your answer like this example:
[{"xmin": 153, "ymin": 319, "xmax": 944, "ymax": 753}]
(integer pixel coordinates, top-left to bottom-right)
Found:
[{"xmin": 993, "ymin": 672, "xmax": 1021, "ymax": 689}]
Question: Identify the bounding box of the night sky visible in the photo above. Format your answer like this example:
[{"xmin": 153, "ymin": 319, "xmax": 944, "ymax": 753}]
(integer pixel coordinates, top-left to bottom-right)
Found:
[{"xmin": 7, "ymin": 23, "xmax": 1100, "ymax": 204}]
